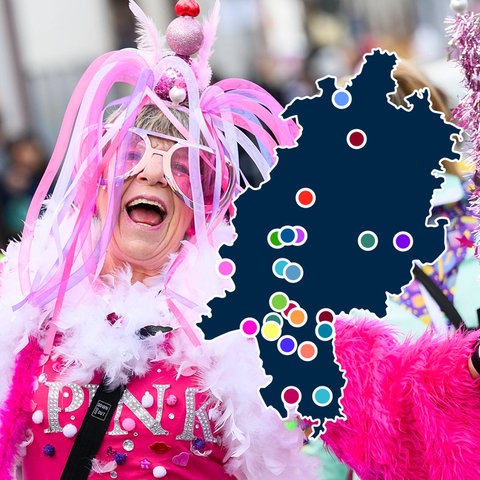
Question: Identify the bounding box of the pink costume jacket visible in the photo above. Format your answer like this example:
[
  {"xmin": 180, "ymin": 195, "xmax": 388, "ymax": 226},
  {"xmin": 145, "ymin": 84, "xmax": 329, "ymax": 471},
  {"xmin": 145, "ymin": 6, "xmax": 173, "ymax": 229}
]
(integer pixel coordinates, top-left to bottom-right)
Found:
[{"xmin": 322, "ymin": 317, "xmax": 480, "ymax": 480}]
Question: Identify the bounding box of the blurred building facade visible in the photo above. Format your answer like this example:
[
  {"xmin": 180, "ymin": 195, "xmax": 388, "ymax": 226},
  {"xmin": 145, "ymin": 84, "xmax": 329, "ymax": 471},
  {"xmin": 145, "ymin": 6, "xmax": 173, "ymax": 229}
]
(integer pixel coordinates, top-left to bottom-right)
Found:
[{"xmin": 0, "ymin": 0, "xmax": 467, "ymax": 154}]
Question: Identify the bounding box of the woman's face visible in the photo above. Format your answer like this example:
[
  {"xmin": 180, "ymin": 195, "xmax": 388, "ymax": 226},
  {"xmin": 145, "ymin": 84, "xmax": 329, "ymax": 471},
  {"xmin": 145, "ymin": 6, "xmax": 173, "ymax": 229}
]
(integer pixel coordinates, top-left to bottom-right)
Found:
[{"xmin": 97, "ymin": 136, "xmax": 193, "ymax": 282}]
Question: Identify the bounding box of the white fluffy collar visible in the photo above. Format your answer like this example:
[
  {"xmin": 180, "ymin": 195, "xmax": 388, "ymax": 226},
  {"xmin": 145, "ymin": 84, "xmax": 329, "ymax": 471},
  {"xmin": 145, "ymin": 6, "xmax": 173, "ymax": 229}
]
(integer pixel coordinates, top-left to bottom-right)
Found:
[{"xmin": 0, "ymin": 216, "xmax": 236, "ymax": 392}]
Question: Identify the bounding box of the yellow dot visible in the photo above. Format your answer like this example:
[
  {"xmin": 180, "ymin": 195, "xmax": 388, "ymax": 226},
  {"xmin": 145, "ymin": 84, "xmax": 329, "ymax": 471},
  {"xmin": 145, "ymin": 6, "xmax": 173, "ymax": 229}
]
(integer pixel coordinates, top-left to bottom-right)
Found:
[{"xmin": 261, "ymin": 322, "xmax": 281, "ymax": 341}]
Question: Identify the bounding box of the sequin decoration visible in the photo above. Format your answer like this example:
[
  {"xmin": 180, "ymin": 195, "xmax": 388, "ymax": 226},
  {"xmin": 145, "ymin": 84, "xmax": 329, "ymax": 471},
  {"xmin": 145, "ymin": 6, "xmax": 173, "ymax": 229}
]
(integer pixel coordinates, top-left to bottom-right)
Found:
[
  {"xmin": 62, "ymin": 423, "xmax": 78, "ymax": 438},
  {"xmin": 153, "ymin": 465, "xmax": 168, "ymax": 478},
  {"xmin": 141, "ymin": 391, "xmax": 154, "ymax": 408},
  {"xmin": 114, "ymin": 453, "xmax": 127, "ymax": 465},
  {"xmin": 32, "ymin": 410, "xmax": 44, "ymax": 424},
  {"xmin": 140, "ymin": 458, "xmax": 152, "ymax": 469},
  {"xmin": 123, "ymin": 439, "xmax": 135, "ymax": 452},
  {"xmin": 192, "ymin": 437, "xmax": 205, "ymax": 450},
  {"xmin": 172, "ymin": 452, "xmax": 190, "ymax": 467},
  {"xmin": 121, "ymin": 418, "xmax": 136, "ymax": 432},
  {"xmin": 176, "ymin": 388, "xmax": 215, "ymax": 442},
  {"xmin": 43, "ymin": 444, "xmax": 55, "ymax": 457},
  {"xmin": 150, "ymin": 442, "xmax": 171, "ymax": 454}
]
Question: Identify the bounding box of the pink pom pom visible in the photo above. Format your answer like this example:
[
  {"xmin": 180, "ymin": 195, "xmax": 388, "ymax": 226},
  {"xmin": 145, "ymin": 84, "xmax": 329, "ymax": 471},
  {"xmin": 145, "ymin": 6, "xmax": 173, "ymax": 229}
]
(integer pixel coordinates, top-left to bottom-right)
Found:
[
  {"xmin": 121, "ymin": 418, "xmax": 136, "ymax": 432},
  {"xmin": 166, "ymin": 17, "xmax": 204, "ymax": 56}
]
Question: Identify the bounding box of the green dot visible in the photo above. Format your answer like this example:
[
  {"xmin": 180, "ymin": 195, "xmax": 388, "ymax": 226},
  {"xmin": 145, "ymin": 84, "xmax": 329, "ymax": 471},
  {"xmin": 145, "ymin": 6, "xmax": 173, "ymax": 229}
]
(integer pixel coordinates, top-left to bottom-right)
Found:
[
  {"xmin": 268, "ymin": 230, "xmax": 282, "ymax": 248},
  {"xmin": 358, "ymin": 231, "xmax": 377, "ymax": 251},
  {"xmin": 263, "ymin": 312, "xmax": 283, "ymax": 325},
  {"xmin": 270, "ymin": 292, "xmax": 289, "ymax": 311}
]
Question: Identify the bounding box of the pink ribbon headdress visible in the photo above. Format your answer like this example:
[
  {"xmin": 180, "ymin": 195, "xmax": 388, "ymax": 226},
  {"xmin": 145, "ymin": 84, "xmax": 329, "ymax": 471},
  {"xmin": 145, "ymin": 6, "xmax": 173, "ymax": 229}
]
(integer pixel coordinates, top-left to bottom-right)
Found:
[
  {"xmin": 0, "ymin": 1, "xmax": 299, "ymax": 475},
  {"xmin": 14, "ymin": 0, "xmax": 300, "ymax": 336}
]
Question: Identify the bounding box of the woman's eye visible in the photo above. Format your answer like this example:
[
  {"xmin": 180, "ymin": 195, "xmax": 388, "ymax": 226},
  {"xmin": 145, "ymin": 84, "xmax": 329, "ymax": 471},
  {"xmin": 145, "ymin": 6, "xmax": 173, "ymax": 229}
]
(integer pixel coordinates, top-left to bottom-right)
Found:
[
  {"xmin": 126, "ymin": 150, "xmax": 142, "ymax": 163},
  {"xmin": 172, "ymin": 161, "xmax": 189, "ymax": 176}
]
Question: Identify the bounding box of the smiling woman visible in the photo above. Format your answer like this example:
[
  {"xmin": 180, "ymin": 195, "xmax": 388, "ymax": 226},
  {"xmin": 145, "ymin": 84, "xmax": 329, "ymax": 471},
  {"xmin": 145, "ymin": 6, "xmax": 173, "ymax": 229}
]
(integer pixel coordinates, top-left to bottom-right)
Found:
[{"xmin": 0, "ymin": 1, "xmax": 310, "ymax": 480}]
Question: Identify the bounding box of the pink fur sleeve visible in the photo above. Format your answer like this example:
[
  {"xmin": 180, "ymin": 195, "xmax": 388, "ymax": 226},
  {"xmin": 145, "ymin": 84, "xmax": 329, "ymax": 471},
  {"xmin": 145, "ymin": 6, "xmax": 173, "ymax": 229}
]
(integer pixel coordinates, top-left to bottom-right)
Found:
[{"xmin": 322, "ymin": 316, "xmax": 480, "ymax": 480}]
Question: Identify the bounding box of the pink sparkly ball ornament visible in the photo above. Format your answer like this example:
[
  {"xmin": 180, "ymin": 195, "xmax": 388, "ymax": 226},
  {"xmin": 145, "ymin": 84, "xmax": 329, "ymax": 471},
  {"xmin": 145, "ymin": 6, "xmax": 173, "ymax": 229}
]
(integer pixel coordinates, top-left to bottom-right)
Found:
[{"xmin": 156, "ymin": 0, "xmax": 204, "ymax": 105}]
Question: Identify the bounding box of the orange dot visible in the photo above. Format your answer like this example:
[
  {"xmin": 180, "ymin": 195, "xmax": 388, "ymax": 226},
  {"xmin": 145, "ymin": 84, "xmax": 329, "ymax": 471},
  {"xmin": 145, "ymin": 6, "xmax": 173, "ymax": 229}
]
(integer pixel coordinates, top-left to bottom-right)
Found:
[
  {"xmin": 298, "ymin": 341, "xmax": 317, "ymax": 361},
  {"xmin": 289, "ymin": 308, "xmax": 307, "ymax": 327}
]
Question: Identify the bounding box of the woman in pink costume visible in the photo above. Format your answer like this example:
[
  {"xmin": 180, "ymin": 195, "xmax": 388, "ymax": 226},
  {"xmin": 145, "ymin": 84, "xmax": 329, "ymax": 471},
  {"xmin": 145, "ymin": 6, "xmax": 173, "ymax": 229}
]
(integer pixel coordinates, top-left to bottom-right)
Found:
[
  {"xmin": 1, "ymin": 1, "xmax": 480, "ymax": 480},
  {"xmin": 0, "ymin": 1, "xmax": 313, "ymax": 479}
]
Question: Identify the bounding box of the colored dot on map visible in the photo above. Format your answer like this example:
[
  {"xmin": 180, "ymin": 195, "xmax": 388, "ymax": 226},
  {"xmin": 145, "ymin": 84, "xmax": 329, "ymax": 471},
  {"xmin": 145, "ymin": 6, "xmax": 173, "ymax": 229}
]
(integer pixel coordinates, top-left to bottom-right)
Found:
[
  {"xmin": 267, "ymin": 229, "xmax": 282, "ymax": 248},
  {"xmin": 296, "ymin": 188, "xmax": 316, "ymax": 208},
  {"xmin": 261, "ymin": 321, "xmax": 282, "ymax": 341},
  {"xmin": 277, "ymin": 335, "xmax": 297, "ymax": 355},
  {"xmin": 347, "ymin": 129, "xmax": 367, "ymax": 149},
  {"xmin": 283, "ymin": 301, "xmax": 300, "ymax": 319},
  {"xmin": 316, "ymin": 322, "xmax": 334, "ymax": 341},
  {"xmin": 393, "ymin": 231, "xmax": 413, "ymax": 252},
  {"xmin": 358, "ymin": 230, "xmax": 378, "ymax": 251},
  {"xmin": 288, "ymin": 307, "xmax": 308, "ymax": 327},
  {"xmin": 282, "ymin": 386, "xmax": 302, "ymax": 406},
  {"xmin": 279, "ymin": 226, "xmax": 297, "ymax": 245},
  {"xmin": 332, "ymin": 89, "xmax": 352, "ymax": 109},
  {"xmin": 272, "ymin": 258, "xmax": 289, "ymax": 278},
  {"xmin": 240, "ymin": 318, "xmax": 259, "ymax": 337},
  {"xmin": 312, "ymin": 386, "xmax": 333, "ymax": 407},
  {"xmin": 294, "ymin": 227, "xmax": 307, "ymax": 246},
  {"xmin": 217, "ymin": 259, "xmax": 235, "ymax": 277},
  {"xmin": 316, "ymin": 308, "xmax": 335, "ymax": 323},
  {"xmin": 263, "ymin": 312, "xmax": 283, "ymax": 326},
  {"xmin": 298, "ymin": 341, "xmax": 318, "ymax": 361},
  {"xmin": 284, "ymin": 263, "xmax": 303, "ymax": 283},
  {"xmin": 270, "ymin": 292, "xmax": 289, "ymax": 311}
]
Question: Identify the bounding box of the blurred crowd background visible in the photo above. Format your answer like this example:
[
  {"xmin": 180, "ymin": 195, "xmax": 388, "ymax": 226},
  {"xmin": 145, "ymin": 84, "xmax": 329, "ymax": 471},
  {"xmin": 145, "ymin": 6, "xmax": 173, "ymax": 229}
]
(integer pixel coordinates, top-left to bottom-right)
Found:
[{"xmin": 0, "ymin": 0, "xmax": 476, "ymax": 249}]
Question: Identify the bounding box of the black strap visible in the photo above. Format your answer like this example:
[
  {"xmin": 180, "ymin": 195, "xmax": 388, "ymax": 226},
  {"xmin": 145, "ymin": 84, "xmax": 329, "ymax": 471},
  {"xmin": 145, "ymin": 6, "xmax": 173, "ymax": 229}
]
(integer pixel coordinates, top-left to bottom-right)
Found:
[
  {"xmin": 60, "ymin": 378, "xmax": 126, "ymax": 480},
  {"xmin": 412, "ymin": 264, "xmax": 467, "ymax": 331}
]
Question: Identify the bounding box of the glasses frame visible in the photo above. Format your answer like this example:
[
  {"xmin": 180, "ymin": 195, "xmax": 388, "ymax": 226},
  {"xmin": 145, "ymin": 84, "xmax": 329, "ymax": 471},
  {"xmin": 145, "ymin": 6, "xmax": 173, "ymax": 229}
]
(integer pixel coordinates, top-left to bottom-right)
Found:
[{"xmin": 104, "ymin": 126, "xmax": 236, "ymax": 213}]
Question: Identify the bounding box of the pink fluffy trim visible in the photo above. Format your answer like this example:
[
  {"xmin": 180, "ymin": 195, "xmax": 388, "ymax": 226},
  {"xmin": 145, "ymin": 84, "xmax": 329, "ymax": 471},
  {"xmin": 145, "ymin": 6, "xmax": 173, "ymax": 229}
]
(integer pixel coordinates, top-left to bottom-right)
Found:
[
  {"xmin": 0, "ymin": 339, "xmax": 41, "ymax": 480},
  {"xmin": 322, "ymin": 317, "xmax": 480, "ymax": 480}
]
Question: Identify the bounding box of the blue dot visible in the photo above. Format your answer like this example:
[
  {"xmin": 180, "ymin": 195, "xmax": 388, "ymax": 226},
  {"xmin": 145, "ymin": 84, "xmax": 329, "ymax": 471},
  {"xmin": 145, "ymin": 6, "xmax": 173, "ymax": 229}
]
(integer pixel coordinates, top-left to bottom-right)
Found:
[
  {"xmin": 312, "ymin": 386, "xmax": 333, "ymax": 407},
  {"xmin": 272, "ymin": 258, "xmax": 289, "ymax": 278},
  {"xmin": 332, "ymin": 89, "xmax": 351, "ymax": 109},
  {"xmin": 277, "ymin": 335, "xmax": 297, "ymax": 355},
  {"xmin": 284, "ymin": 263, "xmax": 303, "ymax": 283},
  {"xmin": 279, "ymin": 227, "xmax": 296, "ymax": 244},
  {"xmin": 316, "ymin": 322, "xmax": 334, "ymax": 341}
]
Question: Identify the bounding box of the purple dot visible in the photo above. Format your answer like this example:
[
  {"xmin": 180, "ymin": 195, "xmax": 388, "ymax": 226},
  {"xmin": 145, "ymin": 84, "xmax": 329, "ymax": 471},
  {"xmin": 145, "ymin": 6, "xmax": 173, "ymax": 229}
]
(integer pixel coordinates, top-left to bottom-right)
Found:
[
  {"xmin": 394, "ymin": 232, "xmax": 413, "ymax": 252},
  {"xmin": 278, "ymin": 335, "xmax": 297, "ymax": 354},
  {"xmin": 295, "ymin": 227, "xmax": 306, "ymax": 245}
]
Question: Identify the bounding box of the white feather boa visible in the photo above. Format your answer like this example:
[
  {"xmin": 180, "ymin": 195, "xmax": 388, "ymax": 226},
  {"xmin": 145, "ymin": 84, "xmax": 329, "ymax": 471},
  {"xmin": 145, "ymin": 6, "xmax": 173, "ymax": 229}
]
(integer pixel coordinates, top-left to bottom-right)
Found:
[{"xmin": 0, "ymin": 215, "xmax": 318, "ymax": 479}]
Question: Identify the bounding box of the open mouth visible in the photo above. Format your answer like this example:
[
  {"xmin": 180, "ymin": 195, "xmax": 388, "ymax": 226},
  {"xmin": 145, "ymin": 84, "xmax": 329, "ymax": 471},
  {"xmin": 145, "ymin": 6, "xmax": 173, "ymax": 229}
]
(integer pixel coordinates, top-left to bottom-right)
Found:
[{"xmin": 126, "ymin": 198, "xmax": 166, "ymax": 227}]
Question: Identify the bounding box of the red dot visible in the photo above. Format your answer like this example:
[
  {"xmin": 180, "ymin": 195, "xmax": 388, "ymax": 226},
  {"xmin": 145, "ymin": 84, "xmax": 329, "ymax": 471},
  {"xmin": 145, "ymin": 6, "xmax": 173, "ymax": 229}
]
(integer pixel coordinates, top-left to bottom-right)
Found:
[
  {"xmin": 283, "ymin": 301, "xmax": 299, "ymax": 317},
  {"xmin": 297, "ymin": 188, "xmax": 315, "ymax": 207},
  {"xmin": 282, "ymin": 387, "xmax": 300, "ymax": 405},
  {"xmin": 348, "ymin": 129, "xmax": 366, "ymax": 148},
  {"xmin": 317, "ymin": 309, "xmax": 334, "ymax": 323}
]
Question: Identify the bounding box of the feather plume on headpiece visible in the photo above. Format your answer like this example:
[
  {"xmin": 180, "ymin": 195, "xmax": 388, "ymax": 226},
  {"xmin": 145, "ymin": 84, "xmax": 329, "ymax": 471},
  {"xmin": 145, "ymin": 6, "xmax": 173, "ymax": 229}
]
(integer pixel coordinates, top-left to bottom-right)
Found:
[
  {"xmin": 129, "ymin": 0, "xmax": 164, "ymax": 64},
  {"xmin": 192, "ymin": 0, "xmax": 221, "ymax": 90}
]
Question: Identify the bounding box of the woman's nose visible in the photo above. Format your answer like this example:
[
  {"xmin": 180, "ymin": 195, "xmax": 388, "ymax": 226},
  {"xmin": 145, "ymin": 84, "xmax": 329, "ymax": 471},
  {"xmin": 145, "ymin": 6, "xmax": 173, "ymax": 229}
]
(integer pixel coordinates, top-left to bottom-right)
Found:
[{"xmin": 135, "ymin": 152, "xmax": 168, "ymax": 186}]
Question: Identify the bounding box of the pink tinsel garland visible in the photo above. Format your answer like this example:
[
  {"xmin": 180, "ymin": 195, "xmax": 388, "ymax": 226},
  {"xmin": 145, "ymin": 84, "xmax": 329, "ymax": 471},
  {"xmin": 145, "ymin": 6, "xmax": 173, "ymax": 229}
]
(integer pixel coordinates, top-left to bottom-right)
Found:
[
  {"xmin": 446, "ymin": 11, "xmax": 480, "ymax": 252},
  {"xmin": 0, "ymin": 340, "xmax": 41, "ymax": 480}
]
